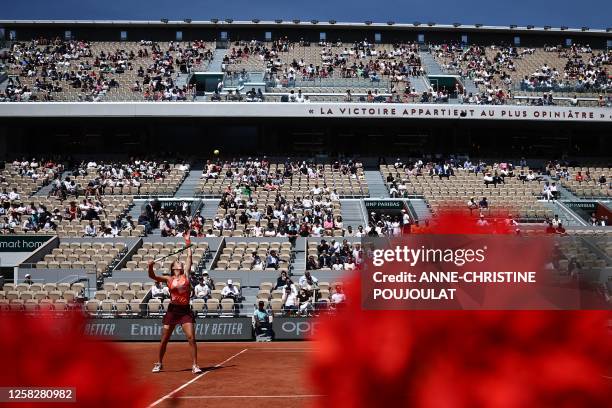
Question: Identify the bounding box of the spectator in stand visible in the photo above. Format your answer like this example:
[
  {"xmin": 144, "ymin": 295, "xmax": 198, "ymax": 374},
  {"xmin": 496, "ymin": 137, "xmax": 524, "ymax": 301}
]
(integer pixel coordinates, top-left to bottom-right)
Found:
[
  {"xmin": 274, "ymin": 270, "xmax": 291, "ymax": 290},
  {"xmin": 138, "ymin": 211, "xmax": 153, "ymax": 234},
  {"xmin": 299, "ymin": 271, "xmax": 319, "ymax": 297},
  {"xmin": 221, "ymin": 279, "xmax": 240, "ymax": 302},
  {"xmin": 344, "ymin": 256, "xmax": 357, "ymax": 270},
  {"xmin": 83, "ymin": 220, "xmax": 97, "ymax": 237},
  {"xmin": 598, "ymin": 174, "xmax": 607, "ymax": 185},
  {"xmin": 266, "ymin": 250, "xmax": 280, "ymax": 270},
  {"xmin": 306, "ymin": 255, "xmax": 319, "ymax": 270},
  {"xmin": 476, "ymin": 214, "xmax": 489, "ymax": 227},
  {"xmin": 201, "ymin": 271, "xmax": 215, "ymax": 290},
  {"xmin": 251, "ymin": 252, "xmax": 265, "ymax": 270},
  {"xmin": 542, "ymin": 182, "xmax": 555, "ymax": 201},
  {"xmin": 297, "ymin": 288, "xmax": 314, "ymax": 316},
  {"xmin": 193, "ymin": 278, "xmax": 210, "ymax": 300},
  {"xmin": 479, "ymin": 197, "xmax": 489, "ymax": 211},
  {"xmin": 556, "ymin": 222, "xmax": 566, "ymax": 234},
  {"xmin": 467, "ymin": 197, "xmax": 479, "ymax": 214},
  {"xmin": 151, "ymin": 281, "xmax": 169, "ymax": 300},
  {"xmin": 281, "ymin": 285, "xmax": 298, "ymax": 315},
  {"xmin": 23, "ymin": 274, "xmax": 33, "ymax": 285},
  {"xmin": 331, "ymin": 284, "xmax": 346, "ymax": 308}
]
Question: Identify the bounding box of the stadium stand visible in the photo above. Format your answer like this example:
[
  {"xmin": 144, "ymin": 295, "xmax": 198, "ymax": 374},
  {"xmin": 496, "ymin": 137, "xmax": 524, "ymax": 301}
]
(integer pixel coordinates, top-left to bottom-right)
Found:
[
  {"xmin": 0, "ymin": 158, "xmax": 63, "ymax": 199},
  {"xmin": 212, "ymin": 240, "xmax": 293, "ymax": 270},
  {"xmin": 3, "ymin": 39, "xmax": 214, "ymax": 101},
  {"xmin": 5, "ymin": 35, "xmax": 607, "ymax": 105},
  {"xmin": 35, "ymin": 241, "xmax": 127, "ymax": 276},
  {"xmin": 121, "ymin": 241, "xmax": 210, "ymax": 273},
  {"xmin": 380, "ymin": 159, "xmax": 576, "ymax": 222},
  {"xmin": 559, "ymin": 166, "xmax": 611, "ymax": 198},
  {"xmin": 0, "ymin": 19, "xmax": 610, "ymax": 321},
  {"xmin": 53, "ymin": 159, "xmax": 189, "ymax": 197},
  {"xmin": 1, "ymin": 195, "xmax": 136, "ymax": 236},
  {"xmin": 196, "ymin": 158, "xmax": 367, "ymax": 197},
  {"xmin": 431, "ymin": 43, "xmax": 610, "ymax": 106}
]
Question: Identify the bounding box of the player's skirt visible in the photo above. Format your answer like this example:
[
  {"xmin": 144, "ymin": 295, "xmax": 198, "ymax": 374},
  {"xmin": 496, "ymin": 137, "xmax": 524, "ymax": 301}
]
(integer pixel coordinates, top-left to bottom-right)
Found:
[{"xmin": 162, "ymin": 303, "xmax": 196, "ymax": 325}]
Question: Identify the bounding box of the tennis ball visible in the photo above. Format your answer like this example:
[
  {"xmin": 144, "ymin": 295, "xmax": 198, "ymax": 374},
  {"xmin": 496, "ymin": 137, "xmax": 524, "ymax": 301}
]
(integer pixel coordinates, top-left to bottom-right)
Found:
[{"xmin": 213, "ymin": 149, "xmax": 220, "ymax": 155}]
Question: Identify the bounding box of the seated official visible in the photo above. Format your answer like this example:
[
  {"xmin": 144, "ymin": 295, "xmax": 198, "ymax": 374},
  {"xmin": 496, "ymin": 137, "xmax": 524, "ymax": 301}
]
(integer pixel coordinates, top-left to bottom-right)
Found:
[{"xmin": 252, "ymin": 300, "xmax": 272, "ymax": 337}]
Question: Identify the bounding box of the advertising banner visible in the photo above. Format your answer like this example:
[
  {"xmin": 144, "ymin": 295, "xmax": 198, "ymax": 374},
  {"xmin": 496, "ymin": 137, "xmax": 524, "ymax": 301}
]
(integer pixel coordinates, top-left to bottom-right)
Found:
[
  {"xmin": 2, "ymin": 103, "xmax": 611, "ymax": 122},
  {"xmin": 84, "ymin": 318, "xmax": 253, "ymax": 341}
]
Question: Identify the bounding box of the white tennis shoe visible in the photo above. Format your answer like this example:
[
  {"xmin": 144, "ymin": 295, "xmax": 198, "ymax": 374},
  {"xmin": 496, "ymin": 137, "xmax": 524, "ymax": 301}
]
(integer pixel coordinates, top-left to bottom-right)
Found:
[
  {"xmin": 192, "ymin": 364, "xmax": 203, "ymax": 374},
  {"xmin": 152, "ymin": 362, "xmax": 163, "ymax": 373}
]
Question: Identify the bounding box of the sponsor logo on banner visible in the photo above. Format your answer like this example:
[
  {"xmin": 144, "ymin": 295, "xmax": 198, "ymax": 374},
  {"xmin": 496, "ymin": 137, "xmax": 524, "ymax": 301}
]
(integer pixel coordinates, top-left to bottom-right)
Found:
[
  {"xmin": 0, "ymin": 236, "xmax": 52, "ymax": 252},
  {"xmin": 85, "ymin": 318, "xmax": 253, "ymax": 341},
  {"xmin": 364, "ymin": 200, "xmax": 405, "ymax": 209},
  {"xmin": 272, "ymin": 317, "xmax": 320, "ymax": 340}
]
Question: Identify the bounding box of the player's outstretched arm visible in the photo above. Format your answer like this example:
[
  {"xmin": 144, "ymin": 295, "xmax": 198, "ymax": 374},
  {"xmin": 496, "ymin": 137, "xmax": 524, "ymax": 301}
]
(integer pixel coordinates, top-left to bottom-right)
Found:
[{"xmin": 148, "ymin": 261, "xmax": 168, "ymax": 283}]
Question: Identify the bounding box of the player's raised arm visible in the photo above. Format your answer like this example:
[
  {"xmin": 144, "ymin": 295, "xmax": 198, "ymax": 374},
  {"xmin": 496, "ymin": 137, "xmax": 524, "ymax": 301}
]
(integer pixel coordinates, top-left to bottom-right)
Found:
[{"xmin": 148, "ymin": 260, "xmax": 168, "ymax": 283}]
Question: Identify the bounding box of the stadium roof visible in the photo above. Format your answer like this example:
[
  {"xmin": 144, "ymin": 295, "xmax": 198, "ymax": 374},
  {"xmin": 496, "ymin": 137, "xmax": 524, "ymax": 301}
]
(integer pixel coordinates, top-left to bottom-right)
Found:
[{"xmin": 1, "ymin": 20, "xmax": 610, "ymax": 36}]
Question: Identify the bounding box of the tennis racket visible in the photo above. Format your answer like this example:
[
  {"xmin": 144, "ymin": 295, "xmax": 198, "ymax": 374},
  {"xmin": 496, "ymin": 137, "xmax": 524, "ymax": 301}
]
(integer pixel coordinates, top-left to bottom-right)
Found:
[{"xmin": 152, "ymin": 243, "xmax": 194, "ymax": 263}]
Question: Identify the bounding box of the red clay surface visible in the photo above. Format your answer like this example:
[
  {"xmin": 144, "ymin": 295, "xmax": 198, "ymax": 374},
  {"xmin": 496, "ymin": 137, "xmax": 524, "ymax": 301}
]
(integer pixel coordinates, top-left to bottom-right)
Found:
[{"xmin": 119, "ymin": 342, "xmax": 319, "ymax": 408}]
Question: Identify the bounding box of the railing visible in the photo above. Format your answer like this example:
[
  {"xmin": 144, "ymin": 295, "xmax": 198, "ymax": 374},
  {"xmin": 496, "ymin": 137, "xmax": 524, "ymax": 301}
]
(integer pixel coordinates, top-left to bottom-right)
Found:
[
  {"xmin": 513, "ymin": 82, "xmax": 610, "ymax": 94},
  {"xmin": 223, "ymin": 73, "xmax": 250, "ymax": 88},
  {"xmin": 266, "ymin": 76, "xmax": 391, "ymax": 90}
]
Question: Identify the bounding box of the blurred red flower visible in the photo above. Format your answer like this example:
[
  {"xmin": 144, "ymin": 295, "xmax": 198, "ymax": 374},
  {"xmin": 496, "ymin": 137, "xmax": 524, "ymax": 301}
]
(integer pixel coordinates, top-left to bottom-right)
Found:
[
  {"xmin": 0, "ymin": 312, "xmax": 151, "ymax": 408},
  {"xmin": 309, "ymin": 211, "xmax": 612, "ymax": 407}
]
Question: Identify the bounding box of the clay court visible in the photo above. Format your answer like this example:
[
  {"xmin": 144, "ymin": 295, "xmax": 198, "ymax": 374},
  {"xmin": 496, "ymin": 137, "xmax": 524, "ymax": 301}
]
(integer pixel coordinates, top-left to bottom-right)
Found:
[{"xmin": 119, "ymin": 342, "xmax": 319, "ymax": 408}]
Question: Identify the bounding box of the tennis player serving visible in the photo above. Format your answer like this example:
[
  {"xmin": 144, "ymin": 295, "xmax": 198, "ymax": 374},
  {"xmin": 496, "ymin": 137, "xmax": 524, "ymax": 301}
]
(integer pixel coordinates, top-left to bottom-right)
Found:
[{"xmin": 148, "ymin": 233, "xmax": 202, "ymax": 374}]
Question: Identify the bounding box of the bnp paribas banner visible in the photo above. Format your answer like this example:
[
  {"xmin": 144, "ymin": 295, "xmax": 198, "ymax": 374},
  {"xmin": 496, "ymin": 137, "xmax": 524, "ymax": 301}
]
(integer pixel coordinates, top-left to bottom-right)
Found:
[
  {"xmin": 0, "ymin": 236, "xmax": 53, "ymax": 252},
  {"xmin": 84, "ymin": 318, "xmax": 253, "ymax": 341}
]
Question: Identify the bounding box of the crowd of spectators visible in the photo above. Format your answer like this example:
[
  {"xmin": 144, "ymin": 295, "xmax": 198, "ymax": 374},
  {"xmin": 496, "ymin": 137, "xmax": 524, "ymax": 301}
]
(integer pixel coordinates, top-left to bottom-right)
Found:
[
  {"xmin": 216, "ymin": 188, "xmax": 345, "ymax": 238},
  {"xmin": 47, "ymin": 159, "xmax": 187, "ymax": 199},
  {"xmin": 222, "ymin": 38, "xmax": 423, "ymax": 91},
  {"xmin": 306, "ymin": 239, "xmax": 361, "ymax": 270},
  {"xmin": 3, "ymin": 38, "xmax": 95, "ymax": 101},
  {"xmin": 542, "ymin": 45, "xmax": 611, "ymax": 92},
  {"xmin": 200, "ymin": 157, "xmax": 365, "ymax": 237},
  {"xmin": 140, "ymin": 40, "xmax": 212, "ymax": 101},
  {"xmin": 385, "ymin": 156, "xmax": 547, "ymax": 197},
  {"xmin": 1, "ymin": 158, "xmax": 63, "ymax": 194},
  {"xmin": 2, "ymin": 37, "xmax": 213, "ymax": 102},
  {"xmin": 135, "ymin": 199, "xmax": 197, "ymax": 237},
  {"xmin": 432, "ymin": 42, "xmax": 610, "ymax": 102},
  {"xmin": 273, "ymin": 270, "xmax": 346, "ymax": 316},
  {"xmin": 0, "ymin": 198, "xmax": 110, "ymax": 235},
  {"xmin": 2, "ymin": 37, "xmax": 135, "ymax": 101}
]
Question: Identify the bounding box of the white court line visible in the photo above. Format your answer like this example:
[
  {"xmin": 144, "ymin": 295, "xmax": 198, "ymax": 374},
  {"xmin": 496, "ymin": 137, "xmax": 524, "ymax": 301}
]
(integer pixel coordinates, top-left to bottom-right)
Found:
[
  {"xmin": 175, "ymin": 395, "xmax": 325, "ymax": 399},
  {"xmin": 147, "ymin": 348, "xmax": 248, "ymax": 408}
]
